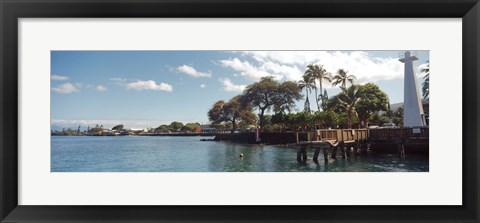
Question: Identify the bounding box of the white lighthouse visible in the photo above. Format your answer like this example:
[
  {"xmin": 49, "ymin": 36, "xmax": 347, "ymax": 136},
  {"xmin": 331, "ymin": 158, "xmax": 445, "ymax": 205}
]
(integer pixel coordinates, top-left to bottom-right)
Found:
[{"xmin": 400, "ymin": 51, "xmax": 426, "ymax": 127}]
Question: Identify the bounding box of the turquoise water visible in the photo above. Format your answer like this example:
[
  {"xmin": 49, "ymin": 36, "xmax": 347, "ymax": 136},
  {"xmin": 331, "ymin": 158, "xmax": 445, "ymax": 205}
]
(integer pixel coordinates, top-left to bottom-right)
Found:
[{"xmin": 51, "ymin": 136, "xmax": 428, "ymax": 172}]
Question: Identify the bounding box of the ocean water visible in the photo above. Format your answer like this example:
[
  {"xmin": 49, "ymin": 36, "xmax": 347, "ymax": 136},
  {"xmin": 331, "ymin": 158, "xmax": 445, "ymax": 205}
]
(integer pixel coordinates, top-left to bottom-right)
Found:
[{"xmin": 51, "ymin": 136, "xmax": 428, "ymax": 172}]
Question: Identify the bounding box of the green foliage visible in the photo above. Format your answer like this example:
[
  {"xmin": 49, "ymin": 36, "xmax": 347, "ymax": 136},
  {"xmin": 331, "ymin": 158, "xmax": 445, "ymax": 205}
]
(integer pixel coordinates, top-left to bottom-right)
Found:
[
  {"xmin": 155, "ymin": 125, "xmax": 170, "ymax": 133},
  {"xmin": 89, "ymin": 124, "xmax": 104, "ymax": 133},
  {"xmin": 181, "ymin": 123, "xmax": 200, "ymax": 132},
  {"xmin": 313, "ymin": 110, "xmax": 338, "ymax": 128},
  {"xmin": 297, "ymin": 75, "xmax": 315, "ymax": 113},
  {"xmin": 274, "ymin": 81, "xmax": 303, "ymax": 113},
  {"xmin": 322, "ymin": 94, "xmax": 344, "ymax": 113},
  {"xmin": 355, "ymin": 83, "xmax": 389, "ymax": 127},
  {"xmin": 243, "ymin": 76, "xmax": 302, "ymax": 129},
  {"xmin": 337, "ymin": 113, "xmax": 359, "ymax": 128},
  {"xmin": 112, "ymin": 124, "xmax": 124, "ymax": 131},
  {"xmin": 421, "ymin": 62, "xmax": 429, "ymax": 100},
  {"xmin": 207, "ymin": 95, "xmax": 256, "ymax": 133},
  {"xmin": 169, "ymin": 121, "xmax": 184, "ymax": 130},
  {"xmin": 337, "ymin": 85, "xmax": 362, "ymax": 128},
  {"xmin": 370, "ymin": 112, "xmax": 390, "ymax": 126},
  {"xmin": 392, "ymin": 106, "xmax": 404, "ymax": 126},
  {"xmin": 304, "ymin": 64, "xmax": 332, "ymax": 111},
  {"xmin": 331, "ymin": 69, "xmax": 356, "ymax": 88}
]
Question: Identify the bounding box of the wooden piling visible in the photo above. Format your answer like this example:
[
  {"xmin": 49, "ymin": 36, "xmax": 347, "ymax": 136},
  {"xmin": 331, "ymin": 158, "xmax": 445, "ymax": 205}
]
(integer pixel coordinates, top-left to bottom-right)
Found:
[
  {"xmin": 341, "ymin": 144, "xmax": 347, "ymax": 159},
  {"xmin": 322, "ymin": 145, "xmax": 329, "ymax": 163},
  {"xmin": 313, "ymin": 147, "xmax": 320, "ymax": 163},
  {"xmin": 331, "ymin": 146, "xmax": 337, "ymax": 159},
  {"xmin": 301, "ymin": 147, "xmax": 307, "ymax": 163},
  {"xmin": 297, "ymin": 146, "xmax": 302, "ymax": 162},
  {"xmin": 398, "ymin": 143, "xmax": 405, "ymax": 158},
  {"xmin": 361, "ymin": 142, "xmax": 368, "ymax": 154},
  {"xmin": 354, "ymin": 143, "xmax": 360, "ymax": 155}
]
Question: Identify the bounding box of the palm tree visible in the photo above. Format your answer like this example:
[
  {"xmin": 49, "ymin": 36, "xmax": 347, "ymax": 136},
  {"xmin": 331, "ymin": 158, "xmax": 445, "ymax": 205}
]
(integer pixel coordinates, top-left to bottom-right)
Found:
[
  {"xmin": 298, "ymin": 75, "xmax": 315, "ymax": 113},
  {"xmin": 332, "ymin": 69, "xmax": 356, "ymax": 88},
  {"xmin": 320, "ymin": 89, "xmax": 329, "ymax": 111},
  {"xmin": 338, "ymin": 85, "xmax": 362, "ymax": 128},
  {"xmin": 305, "ymin": 64, "xmax": 332, "ymax": 111},
  {"xmin": 421, "ymin": 62, "xmax": 429, "ymax": 100}
]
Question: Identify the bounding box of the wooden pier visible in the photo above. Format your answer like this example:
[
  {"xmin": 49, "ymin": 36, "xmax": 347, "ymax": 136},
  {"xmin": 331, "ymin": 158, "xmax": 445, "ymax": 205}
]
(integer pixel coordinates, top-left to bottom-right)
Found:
[
  {"xmin": 292, "ymin": 127, "xmax": 428, "ymax": 163},
  {"xmin": 212, "ymin": 127, "xmax": 428, "ymax": 162},
  {"xmin": 367, "ymin": 127, "xmax": 429, "ymax": 155},
  {"xmin": 293, "ymin": 129, "xmax": 369, "ymax": 163}
]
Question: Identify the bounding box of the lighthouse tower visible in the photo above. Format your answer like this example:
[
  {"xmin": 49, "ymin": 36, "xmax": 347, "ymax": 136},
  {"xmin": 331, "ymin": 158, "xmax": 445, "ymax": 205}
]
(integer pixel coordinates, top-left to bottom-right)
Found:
[{"xmin": 400, "ymin": 51, "xmax": 426, "ymax": 127}]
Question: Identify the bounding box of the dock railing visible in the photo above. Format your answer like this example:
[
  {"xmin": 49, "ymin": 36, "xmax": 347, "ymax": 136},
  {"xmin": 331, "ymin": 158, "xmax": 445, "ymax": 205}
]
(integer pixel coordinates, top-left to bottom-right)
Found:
[
  {"xmin": 296, "ymin": 129, "xmax": 368, "ymax": 143},
  {"xmin": 295, "ymin": 128, "xmax": 429, "ymax": 143},
  {"xmin": 368, "ymin": 127, "xmax": 429, "ymax": 140}
]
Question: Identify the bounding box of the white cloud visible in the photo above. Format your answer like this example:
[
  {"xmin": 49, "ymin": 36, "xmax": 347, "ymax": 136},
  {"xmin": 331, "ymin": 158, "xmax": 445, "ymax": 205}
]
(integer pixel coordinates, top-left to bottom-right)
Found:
[
  {"xmin": 51, "ymin": 75, "xmax": 69, "ymax": 81},
  {"xmin": 52, "ymin": 83, "xmax": 80, "ymax": 94},
  {"xmin": 96, "ymin": 85, "xmax": 108, "ymax": 92},
  {"xmin": 126, "ymin": 80, "xmax": 173, "ymax": 92},
  {"xmin": 219, "ymin": 58, "xmax": 280, "ymax": 81},
  {"xmin": 220, "ymin": 78, "xmax": 246, "ymax": 93},
  {"xmin": 200, "ymin": 84, "xmax": 206, "ymax": 88},
  {"xmin": 177, "ymin": 65, "xmax": 212, "ymax": 78},
  {"xmin": 110, "ymin": 77, "xmax": 127, "ymax": 82},
  {"xmin": 219, "ymin": 51, "xmax": 408, "ymax": 86},
  {"xmin": 109, "ymin": 77, "xmax": 128, "ymax": 86}
]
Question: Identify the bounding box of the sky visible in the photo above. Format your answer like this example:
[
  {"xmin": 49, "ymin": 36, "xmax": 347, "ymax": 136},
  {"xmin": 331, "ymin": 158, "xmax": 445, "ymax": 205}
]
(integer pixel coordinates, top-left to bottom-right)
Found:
[{"xmin": 51, "ymin": 50, "xmax": 429, "ymax": 129}]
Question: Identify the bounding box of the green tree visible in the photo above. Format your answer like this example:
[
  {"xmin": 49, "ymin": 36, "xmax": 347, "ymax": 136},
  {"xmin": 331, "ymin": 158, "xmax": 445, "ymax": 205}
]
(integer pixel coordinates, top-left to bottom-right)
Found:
[
  {"xmin": 298, "ymin": 112, "xmax": 313, "ymax": 129},
  {"xmin": 355, "ymin": 83, "xmax": 389, "ymax": 128},
  {"xmin": 322, "ymin": 94, "xmax": 341, "ymax": 113},
  {"xmin": 155, "ymin": 125, "xmax": 170, "ymax": 133},
  {"xmin": 274, "ymin": 81, "xmax": 303, "ymax": 114},
  {"xmin": 271, "ymin": 112, "xmax": 287, "ymax": 131},
  {"xmin": 208, "ymin": 95, "xmax": 256, "ymax": 133},
  {"xmin": 421, "ymin": 62, "xmax": 429, "ymax": 100},
  {"xmin": 243, "ymin": 77, "xmax": 301, "ymax": 130},
  {"xmin": 182, "ymin": 123, "xmax": 200, "ymax": 132},
  {"xmin": 313, "ymin": 110, "xmax": 338, "ymax": 129},
  {"xmin": 297, "ymin": 74, "xmax": 315, "ymax": 113},
  {"xmin": 90, "ymin": 124, "xmax": 104, "ymax": 134},
  {"xmin": 332, "ymin": 69, "xmax": 356, "ymax": 88},
  {"xmin": 393, "ymin": 106, "xmax": 404, "ymax": 126},
  {"xmin": 304, "ymin": 64, "xmax": 332, "ymax": 111},
  {"xmin": 112, "ymin": 124, "xmax": 124, "ymax": 131},
  {"xmin": 169, "ymin": 121, "xmax": 184, "ymax": 131},
  {"xmin": 337, "ymin": 85, "xmax": 362, "ymax": 128}
]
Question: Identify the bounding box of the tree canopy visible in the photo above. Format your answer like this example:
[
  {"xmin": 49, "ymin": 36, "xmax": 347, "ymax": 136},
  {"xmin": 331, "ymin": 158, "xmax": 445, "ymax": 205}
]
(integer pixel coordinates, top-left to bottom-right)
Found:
[
  {"xmin": 112, "ymin": 124, "xmax": 124, "ymax": 131},
  {"xmin": 332, "ymin": 69, "xmax": 356, "ymax": 88},
  {"xmin": 421, "ymin": 62, "xmax": 429, "ymax": 100},
  {"xmin": 242, "ymin": 76, "xmax": 302, "ymax": 129},
  {"xmin": 169, "ymin": 121, "xmax": 184, "ymax": 130},
  {"xmin": 208, "ymin": 95, "xmax": 256, "ymax": 133},
  {"xmin": 323, "ymin": 83, "xmax": 389, "ymax": 128},
  {"xmin": 304, "ymin": 64, "xmax": 332, "ymax": 110},
  {"xmin": 356, "ymin": 83, "xmax": 389, "ymax": 127}
]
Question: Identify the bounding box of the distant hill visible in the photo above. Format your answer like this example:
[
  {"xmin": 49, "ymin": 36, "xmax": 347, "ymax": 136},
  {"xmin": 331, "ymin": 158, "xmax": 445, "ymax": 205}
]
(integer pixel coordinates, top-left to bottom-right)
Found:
[{"xmin": 390, "ymin": 102, "xmax": 403, "ymax": 111}]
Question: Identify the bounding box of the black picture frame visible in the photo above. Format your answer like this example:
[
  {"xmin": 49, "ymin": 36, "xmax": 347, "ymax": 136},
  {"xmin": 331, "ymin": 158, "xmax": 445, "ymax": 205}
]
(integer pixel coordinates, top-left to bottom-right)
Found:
[{"xmin": 1, "ymin": 0, "xmax": 479, "ymax": 222}]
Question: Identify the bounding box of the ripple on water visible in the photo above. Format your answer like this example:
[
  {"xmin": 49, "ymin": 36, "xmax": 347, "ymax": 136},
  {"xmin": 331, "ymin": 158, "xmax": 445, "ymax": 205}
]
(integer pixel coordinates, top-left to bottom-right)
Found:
[{"xmin": 51, "ymin": 136, "xmax": 429, "ymax": 172}]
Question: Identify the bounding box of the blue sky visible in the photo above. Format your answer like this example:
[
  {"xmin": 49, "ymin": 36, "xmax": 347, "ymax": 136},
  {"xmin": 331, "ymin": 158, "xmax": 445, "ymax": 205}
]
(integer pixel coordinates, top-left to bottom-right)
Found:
[{"xmin": 51, "ymin": 50, "xmax": 429, "ymax": 129}]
